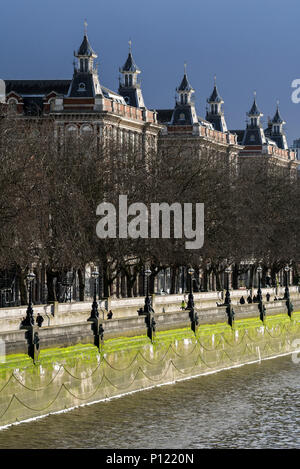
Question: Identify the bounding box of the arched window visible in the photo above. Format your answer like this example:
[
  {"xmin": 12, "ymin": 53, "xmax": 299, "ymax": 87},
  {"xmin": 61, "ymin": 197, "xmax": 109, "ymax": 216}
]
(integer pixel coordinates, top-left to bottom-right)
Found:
[
  {"xmin": 80, "ymin": 124, "xmax": 93, "ymax": 134},
  {"xmin": 66, "ymin": 124, "xmax": 78, "ymax": 135},
  {"xmin": 7, "ymin": 98, "xmax": 18, "ymax": 114},
  {"xmin": 129, "ymin": 75, "xmax": 133, "ymax": 86},
  {"xmin": 184, "ymin": 94, "xmax": 187, "ymax": 104},
  {"xmin": 78, "ymin": 82, "xmax": 86, "ymax": 92},
  {"xmin": 125, "ymin": 75, "xmax": 129, "ymax": 87},
  {"xmin": 49, "ymin": 98, "xmax": 55, "ymax": 112}
]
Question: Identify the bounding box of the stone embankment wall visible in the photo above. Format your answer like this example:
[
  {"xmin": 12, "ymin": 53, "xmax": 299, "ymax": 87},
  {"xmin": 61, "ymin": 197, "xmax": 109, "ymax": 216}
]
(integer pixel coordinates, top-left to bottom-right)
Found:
[
  {"xmin": 1, "ymin": 299, "xmax": 300, "ymax": 354},
  {"xmin": 0, "ymin": 287, "xmax": 298, "ymax": 333},
  {"xmin": 0, "ymin": 313, "xmax": 300, "ymax": 429}
]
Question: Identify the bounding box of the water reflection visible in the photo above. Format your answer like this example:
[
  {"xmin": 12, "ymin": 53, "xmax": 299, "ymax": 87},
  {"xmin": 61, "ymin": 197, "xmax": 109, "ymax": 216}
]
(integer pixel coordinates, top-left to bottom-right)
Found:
[{"xmin": 0, "ymin": 356, "xmax": 299, "ymax": 448}]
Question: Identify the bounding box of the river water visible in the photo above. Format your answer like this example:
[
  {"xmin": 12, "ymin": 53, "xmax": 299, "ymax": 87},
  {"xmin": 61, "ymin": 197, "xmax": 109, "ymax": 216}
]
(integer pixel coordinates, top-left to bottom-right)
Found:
[{"xmin": 0, "ymin": 355, "xmax": 299, "ymax": 449}]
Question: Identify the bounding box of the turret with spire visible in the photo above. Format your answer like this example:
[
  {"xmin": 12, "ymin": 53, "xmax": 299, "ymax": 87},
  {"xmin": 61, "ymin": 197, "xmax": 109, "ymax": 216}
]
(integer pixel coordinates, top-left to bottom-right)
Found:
[
  {"xmin": 266, "ymin": 102, "xmax": 288, "ymax": 149},
  {"xmin": 118, "ymin": 41, "xmax": 145, "ymax": 108},
  {"xmin": 242, "ymin": 92, "xmax": 266, "ymax": 145},
  {"xmin": 170, "ymin": 64, "xmax": 198, "ymax": 125},
  {"xmin": 206, "ymin": 76, "xmax": 227, "ymax": 132},
  {"xmin": 68, "ymin": 21, "xmax": 102, "ymax": 98}
]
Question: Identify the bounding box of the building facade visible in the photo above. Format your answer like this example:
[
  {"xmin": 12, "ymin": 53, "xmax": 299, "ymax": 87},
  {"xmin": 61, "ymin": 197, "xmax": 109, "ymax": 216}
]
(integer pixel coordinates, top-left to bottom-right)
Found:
[{"xmin": 1, "ymin": 27, "xmax": 299, "ymax": 303}]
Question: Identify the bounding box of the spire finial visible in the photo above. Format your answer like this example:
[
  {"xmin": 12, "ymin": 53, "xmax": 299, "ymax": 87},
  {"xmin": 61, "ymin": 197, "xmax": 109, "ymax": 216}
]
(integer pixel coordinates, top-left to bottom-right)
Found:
[
  {"xmin": 214, "ymin": 75, "xmax": 217, "ymax": 86},
  {"xmin": 184, "ymin": 62, "xmax": 187, "ymax": 74},
  {"xmin": 254, "ymin": 90, "xmax": 256, "ymax": 98},
  {"xmin": 84, "ymin": 19, "xmax": 88, "ymax": 35},
  {"xmin": 128, "ymin": 39, "xmax": 132, "ymax": 53},
  {"xmin": 276, "ymin": 99, "xmax": 280, "ymax": 108}
]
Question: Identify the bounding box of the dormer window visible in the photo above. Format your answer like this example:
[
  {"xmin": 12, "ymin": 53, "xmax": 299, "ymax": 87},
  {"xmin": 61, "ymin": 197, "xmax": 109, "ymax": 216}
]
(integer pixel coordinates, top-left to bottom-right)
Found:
[
  {"xmin": 78, "ymin": 82, "xmax": 86, "ymax": 92},
  {"xmin": 49, "ymin": 98, "xmax": 55, "ymax": 112},
  {"xmin": 7, "ymin": 98, "xmax": 18, "ymax": 114},
  {"xmin": 179, "ymin": 113, "xmax": 185, "ymax": 121}
]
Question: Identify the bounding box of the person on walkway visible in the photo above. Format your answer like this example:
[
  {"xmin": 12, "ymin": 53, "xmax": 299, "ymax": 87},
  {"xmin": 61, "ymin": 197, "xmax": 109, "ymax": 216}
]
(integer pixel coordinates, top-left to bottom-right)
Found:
[
  {"xmin": 107, "ymin": 310, "xmax": 113, "ymax": 320},
  {"xmin": 266, "ymin": 293, "xmax": 271, "ymax": 302},
  {"xmin": 240, "ymin": 296, "xmax": 245, "ymax": 305},
  {"xmin": 36, "ymin": 313, "xmax": 44, "ymax": 327},
  {"xmin": 181, "ymin": 299, "xmax": 186, "ymax": 310}
]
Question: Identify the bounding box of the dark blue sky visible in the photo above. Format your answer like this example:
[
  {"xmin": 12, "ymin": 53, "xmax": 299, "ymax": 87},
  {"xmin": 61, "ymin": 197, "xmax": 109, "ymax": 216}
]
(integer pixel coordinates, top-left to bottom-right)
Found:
[{"xmin": 1, "ymin": 0, "xmax": 300, "ymax": 143}]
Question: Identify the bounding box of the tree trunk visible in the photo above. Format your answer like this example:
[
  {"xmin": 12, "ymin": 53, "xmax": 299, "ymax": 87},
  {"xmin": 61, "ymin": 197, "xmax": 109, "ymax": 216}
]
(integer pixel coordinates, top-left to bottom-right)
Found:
[
  {"xmin": 232, "ymin": 264, "xmax": 239, "ymax": 290},
  {"xmin": 17, "ymin": 267, "xmax": 27, "ymax": 305},
  {"xmin": 46, "ymin": 270, "xmax": 57, "ymax": 302},
  {"xmin": 78, "ymin": 268, "xmax": 85, "ymax": 301}
]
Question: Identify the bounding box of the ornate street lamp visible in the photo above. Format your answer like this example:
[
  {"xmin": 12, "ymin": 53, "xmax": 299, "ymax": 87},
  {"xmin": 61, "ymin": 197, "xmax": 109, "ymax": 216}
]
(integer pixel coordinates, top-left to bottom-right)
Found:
[
  {"xmin": 89, "ymin": 270, "xmax": 99, "ymax": 320},
  {"xmin": 186, "ymin": 267, "xmax": 198, "ymax": 334},
  {"xmin": 138, "ymin": 268, "xmax": 156, "ymax": 342},
  {"xmin": 284, "ymin": 265, "xmax": 294, "ymax": 318},
  {"xmin": 144, "ymin": 268, "xmax": 152, "ymax": 311},
  {"xmin": 224, "ymin": 267, "xmax": 235, "ymax": 327},
  {"xmin": 24, "ymin": 272, "xmax": 36, "ymax": 326},
  {"xmin": 87, "ymin": 269, "xmax": 105, "ymax": 351},
  {"xmin": 257, "ymin": 266, "xmax": 266, "ymax": 323},
  {"xmin": 257, "ymin": 266, "xmax": 263, "ymax": 303},
  {"xmin": 187, "ymin": 267, "xmax": 195, "ymax": 310},
  {"xmin": 224, "ymin": 267, "xmax": 231, "ymax": 306}
]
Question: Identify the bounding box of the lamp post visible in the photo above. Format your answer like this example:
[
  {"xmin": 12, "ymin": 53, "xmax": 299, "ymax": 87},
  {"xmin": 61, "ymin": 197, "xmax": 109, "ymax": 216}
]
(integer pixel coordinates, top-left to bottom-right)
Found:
[
  {"xmin": 144, "ymin": 269, "xmax": 152, "ymax": 314},
  {"xmin": 257, "ymin": 266, "xmax": 266, "ymax": 323},
  {"xmin": 284, "ymin": 265, "xmax": 294, "ymax": 318},
  {"xmin": 87, "ymin": 269, "xmax": 105, "ymax": 351},
  {"xmin": 284, "ymin": 265, "xmax": 290, "ymax": 300},
  {"xmin": 25, "ymin": 272, "xmax": 36, "ymax": 326},
  {"xmin": 224, "ymin": 267, "xmax": 231, "ymax": 306},
  {"xmin": 186, "ymin": 268, "xmax": 198, "ymax": 334},
  {"xmin": 89, "ymin": 270, "xmax": 99, "ymax": 320},
  {"xmin": 257, "ymin": 266, "xmax": 262, "ymax": 303},
  {"xmin": 187, "ymin": 267, "xmax": 195, "ymax": 310},
  {"xmin": 224, "ymin": 267, "xmax": 235, "ymax": 327},
  {"xmin": 138, "ymin": 269, "xmax": 156, "ymax": 342}
]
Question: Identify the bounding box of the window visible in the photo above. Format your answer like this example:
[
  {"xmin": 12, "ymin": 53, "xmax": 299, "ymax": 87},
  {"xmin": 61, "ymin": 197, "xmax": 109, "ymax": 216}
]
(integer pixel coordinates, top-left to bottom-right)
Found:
[
  {"xmin": 78, "ymin": 82, "xmax": 86, "ymax": 92},
  {"xmin": 7, "ymin": 98, "xmax": 18, "ymax": 114},
  {"xmin": 49, "ymin": 98, "xmax": 55, "ymax": 112},
  {"xmin": 125, "ymin": 75, "xmax": 129, "ymax": 87},
  {"xmin": 80, "ymin": 124, "xmax": 93, "ymax": 134},
  {"xmin": 66, "ymin": 125, "xmax": 78, "ymax": 134},
  {"xmin": 179, "ymin": 113, "xmax": 185, "ymax": 121},
  {"xmin": 129, "ymin": 75, "xmax": 133, "ymax": 86}
]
